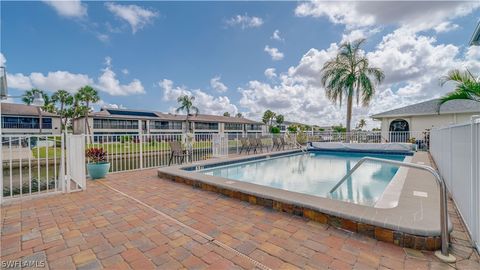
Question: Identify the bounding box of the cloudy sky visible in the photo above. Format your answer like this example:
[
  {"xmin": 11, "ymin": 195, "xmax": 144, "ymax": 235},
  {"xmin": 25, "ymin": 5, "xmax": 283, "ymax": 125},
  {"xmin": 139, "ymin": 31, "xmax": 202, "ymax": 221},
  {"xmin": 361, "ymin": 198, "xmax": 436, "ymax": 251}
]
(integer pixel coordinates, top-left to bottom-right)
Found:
[{"xmin": 1, "ymin": 1, "xmax": 479, "ymax": 128}]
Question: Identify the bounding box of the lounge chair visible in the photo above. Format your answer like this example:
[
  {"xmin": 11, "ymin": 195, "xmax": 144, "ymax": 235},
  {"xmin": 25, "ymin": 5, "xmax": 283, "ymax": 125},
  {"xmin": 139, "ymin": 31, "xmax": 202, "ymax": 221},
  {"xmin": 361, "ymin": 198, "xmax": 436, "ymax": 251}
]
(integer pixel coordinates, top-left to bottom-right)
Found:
[
  {"xmin": 239, "ymin": 137, "xmax": 250, "ymax": 154},
  {"xmin": 248, "ymin": 137, "xmax": 258, "ymax": 154},
  {"xmin": 272, "ymin": 136, "xmax": 281, "ymax": 151},
  {"xmin": 279, "ymin": 137, "xmax": 287, "ymax": 150},
  {"xmin": 256, "ymin": 138, "xmax": 265, "ymax": 153},
  {"xmin": 168, "ymin": 141, "xmax": 189, "ymax": 166}
]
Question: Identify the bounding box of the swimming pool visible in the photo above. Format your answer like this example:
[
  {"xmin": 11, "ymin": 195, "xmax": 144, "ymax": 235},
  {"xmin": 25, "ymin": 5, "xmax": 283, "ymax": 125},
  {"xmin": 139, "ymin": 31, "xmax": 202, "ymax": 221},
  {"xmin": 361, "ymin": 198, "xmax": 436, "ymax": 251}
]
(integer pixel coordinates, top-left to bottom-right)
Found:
[{"xmin": 199, "ymin": 151, "xmax": 407, "ymax": 206}]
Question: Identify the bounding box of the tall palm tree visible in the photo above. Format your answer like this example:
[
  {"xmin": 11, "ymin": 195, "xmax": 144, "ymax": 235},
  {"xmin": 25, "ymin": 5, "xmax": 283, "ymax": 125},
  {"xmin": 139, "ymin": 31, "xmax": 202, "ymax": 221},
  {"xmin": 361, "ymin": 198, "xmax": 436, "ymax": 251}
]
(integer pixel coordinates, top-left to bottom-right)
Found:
[
  {"xmin": 76, "ymin": 86, "xmax": 100, "ymax": 138},
  {"xmin": 321, "ymin": 39, "xmax": 384, "ymax": 138},
  {"xmin": 175, "ymin": 95, "xmax": 199, "ymax": 132},
  {"xmin": 439, "ymin": 69, "xmax": 480, "ymax": 105},
  {"xmin": 52, "ymin": 90, "xmax": 73, "ymax": 132}
]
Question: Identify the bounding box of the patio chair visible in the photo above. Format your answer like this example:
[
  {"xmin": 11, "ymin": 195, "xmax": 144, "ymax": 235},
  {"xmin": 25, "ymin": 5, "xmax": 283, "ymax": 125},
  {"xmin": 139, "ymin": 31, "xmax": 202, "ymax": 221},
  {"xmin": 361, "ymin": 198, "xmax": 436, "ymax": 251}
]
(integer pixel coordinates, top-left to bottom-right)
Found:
[
  {"xmin": 256, "ymin": 138, "xmax": 265, "ymax": 153},
  {"xmin": 168, "ymin": 141, "xmax": 189, "ymax": 166},
  {"xmin": 279, "ymin": 137, "xmax": 287, "ymax": 150},
  {"xmin": 272, "ymin": 136, "xmax": 281, "ymax": 151},
  {"xmin": 248, "ymin": 137, "xmax": 258, "ymax": 154},
  {"xmin": 239, "ymin": 137, "xmax": 250, "ymax": 154}
]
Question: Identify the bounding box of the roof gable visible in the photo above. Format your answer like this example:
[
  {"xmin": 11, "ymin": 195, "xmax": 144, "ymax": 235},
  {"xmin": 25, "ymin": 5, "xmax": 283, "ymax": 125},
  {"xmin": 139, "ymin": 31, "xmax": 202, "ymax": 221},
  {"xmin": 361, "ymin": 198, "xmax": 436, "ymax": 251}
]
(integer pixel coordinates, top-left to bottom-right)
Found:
[{"xmin": 371, "ymin": 99, "xmax": 480, "ymax": 118}]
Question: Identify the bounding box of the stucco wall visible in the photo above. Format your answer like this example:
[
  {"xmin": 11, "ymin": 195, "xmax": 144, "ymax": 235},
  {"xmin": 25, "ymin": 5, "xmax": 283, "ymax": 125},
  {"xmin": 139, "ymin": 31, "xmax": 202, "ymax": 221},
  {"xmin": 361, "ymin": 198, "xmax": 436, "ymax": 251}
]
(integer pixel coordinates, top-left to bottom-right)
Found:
[{"xmin": 379, "ymin": 112, "xmax": 479, "ymax": 139}]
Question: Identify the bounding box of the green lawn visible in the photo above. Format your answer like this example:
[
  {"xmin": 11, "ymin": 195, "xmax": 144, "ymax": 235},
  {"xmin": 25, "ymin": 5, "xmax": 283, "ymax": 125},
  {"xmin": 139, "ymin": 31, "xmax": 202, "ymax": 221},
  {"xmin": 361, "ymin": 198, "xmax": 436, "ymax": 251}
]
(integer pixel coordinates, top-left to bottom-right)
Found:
[{"xmin": 31, "ymin": 138, "xmax": 274, "ymax": 158}]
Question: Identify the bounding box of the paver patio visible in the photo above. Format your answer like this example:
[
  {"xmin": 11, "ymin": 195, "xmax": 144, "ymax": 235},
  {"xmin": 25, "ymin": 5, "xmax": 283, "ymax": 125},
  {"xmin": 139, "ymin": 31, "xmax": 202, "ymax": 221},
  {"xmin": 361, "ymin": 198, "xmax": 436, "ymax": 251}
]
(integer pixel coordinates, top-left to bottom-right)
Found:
[{"xmin": 1, "ymin": 166, "xmax": 479, "ymax": 269}]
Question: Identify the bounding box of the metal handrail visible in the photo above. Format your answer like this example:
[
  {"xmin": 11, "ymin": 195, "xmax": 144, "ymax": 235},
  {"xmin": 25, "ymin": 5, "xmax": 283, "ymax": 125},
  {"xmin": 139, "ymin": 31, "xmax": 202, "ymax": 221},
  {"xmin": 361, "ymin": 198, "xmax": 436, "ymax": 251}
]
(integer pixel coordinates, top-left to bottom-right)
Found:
[{"xmin": 329, "ymin": 157, "xmax": 452, "ymax": 260}]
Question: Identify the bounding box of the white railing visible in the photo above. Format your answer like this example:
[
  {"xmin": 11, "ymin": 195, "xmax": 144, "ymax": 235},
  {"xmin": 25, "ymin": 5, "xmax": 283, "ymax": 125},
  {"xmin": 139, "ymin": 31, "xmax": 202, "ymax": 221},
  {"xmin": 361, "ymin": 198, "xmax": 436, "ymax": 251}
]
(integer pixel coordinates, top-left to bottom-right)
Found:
[
  {"xmin": 84, "ymin": 133, "xmax": 215, "ymax": 173},
  {"xmin": 1, "ymin": 134, "xmax": 65, "ymax": 202},
  {"xmin": 305, "ymin": 131, "xmax": 430, "ymax": 150},
  {"xmin": 430, "ymin": 116, "xmax": 480, "ymax": 251}
]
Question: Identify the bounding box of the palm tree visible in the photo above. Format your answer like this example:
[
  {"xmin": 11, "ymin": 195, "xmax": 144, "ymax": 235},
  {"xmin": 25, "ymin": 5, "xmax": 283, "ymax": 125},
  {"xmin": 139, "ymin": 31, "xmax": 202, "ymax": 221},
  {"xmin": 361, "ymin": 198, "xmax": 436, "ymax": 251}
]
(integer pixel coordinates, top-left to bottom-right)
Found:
[
  {"xmin": 262, "ymin": 110, "xmax": 276, "ymax": 126},
  {"xmin": 76, "ymin": 86, "xmax": 100, "ymax": 139},
  {"xmin": 356, "ymin": 118, "xmax": 367, "ymax": 130},
  {"xmin": 275, "ymin": 114, "xmax": 284, "ymax": 126},
  {"xmin": 236, "ymin": 113, "xmax": 243, "ymax": 118},
  {"xmin": 175, "ymin": 95, "xmax": 199, "ymax": 132},
  {"xmin": 22, "ymin": 88, "xmax": 44, "ymax": 105},
  {"xmin": 321, "ymin": 39, "xmax": 384, "ymax": 139},
  {"xmin": 67, "ymin": 94, "xmax": 88, "ymax": 133},
  {"xmin": 52, "ymin": 90, "xmax": 73, "ymax": 132},
  {"xmin": 223, "ymin": 112, "xmax": 230, "ymax": 117},
  {"xmin": 439, "ymin": 69, "xmax": 480, "ymax": 105}
]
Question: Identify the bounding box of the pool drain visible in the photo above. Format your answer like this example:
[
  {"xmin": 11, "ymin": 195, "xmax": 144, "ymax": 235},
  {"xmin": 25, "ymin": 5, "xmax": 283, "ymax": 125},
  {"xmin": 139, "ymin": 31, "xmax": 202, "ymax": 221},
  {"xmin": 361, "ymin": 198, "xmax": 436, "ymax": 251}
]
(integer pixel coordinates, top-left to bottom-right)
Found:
[{"xmin": 98, "ymin": 181, "xmax": 272, "ymax": 270}]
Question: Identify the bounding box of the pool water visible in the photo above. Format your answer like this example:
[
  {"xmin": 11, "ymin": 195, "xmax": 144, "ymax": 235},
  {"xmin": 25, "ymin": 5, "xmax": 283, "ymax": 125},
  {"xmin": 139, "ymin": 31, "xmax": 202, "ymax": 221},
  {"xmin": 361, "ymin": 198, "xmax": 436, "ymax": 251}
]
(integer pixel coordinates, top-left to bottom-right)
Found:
[{"xmin": 200, "ymin": 151, "xmax": 407, "ymax": 206}]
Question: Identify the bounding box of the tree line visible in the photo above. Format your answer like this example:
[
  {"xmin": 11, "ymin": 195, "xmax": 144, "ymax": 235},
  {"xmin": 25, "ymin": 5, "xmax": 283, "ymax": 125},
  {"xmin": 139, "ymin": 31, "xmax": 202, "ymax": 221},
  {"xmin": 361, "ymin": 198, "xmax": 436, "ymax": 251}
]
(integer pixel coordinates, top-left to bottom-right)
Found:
[{"xmin": 22, "ymin": 86, "xmax": 99, "ymax": 133}]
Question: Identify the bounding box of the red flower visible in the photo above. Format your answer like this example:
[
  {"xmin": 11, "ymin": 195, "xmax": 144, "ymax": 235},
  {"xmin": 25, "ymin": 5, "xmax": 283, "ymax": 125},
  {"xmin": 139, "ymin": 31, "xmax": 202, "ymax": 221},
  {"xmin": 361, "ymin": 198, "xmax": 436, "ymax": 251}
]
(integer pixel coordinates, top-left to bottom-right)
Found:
[{"xmin": 86, "ymin": 147, "xmax": 107, "ymax": 163}]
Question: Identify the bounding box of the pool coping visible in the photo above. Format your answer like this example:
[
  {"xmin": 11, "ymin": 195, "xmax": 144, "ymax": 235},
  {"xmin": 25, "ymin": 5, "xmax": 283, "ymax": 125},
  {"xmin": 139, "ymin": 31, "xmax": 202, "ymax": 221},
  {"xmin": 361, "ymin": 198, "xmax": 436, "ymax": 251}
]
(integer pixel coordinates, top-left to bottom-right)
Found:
[{"xmin": 157, "ymin": 149, "xmax": 452, "ymax": 250}]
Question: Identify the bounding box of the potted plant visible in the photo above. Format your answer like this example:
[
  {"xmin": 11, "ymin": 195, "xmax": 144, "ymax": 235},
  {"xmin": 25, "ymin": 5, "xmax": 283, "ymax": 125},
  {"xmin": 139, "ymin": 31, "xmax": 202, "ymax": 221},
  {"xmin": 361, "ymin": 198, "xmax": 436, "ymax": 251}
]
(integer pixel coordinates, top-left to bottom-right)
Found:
[{"xmin": 86, "ymin": 147, "xmax": 110, "ymax": 179}]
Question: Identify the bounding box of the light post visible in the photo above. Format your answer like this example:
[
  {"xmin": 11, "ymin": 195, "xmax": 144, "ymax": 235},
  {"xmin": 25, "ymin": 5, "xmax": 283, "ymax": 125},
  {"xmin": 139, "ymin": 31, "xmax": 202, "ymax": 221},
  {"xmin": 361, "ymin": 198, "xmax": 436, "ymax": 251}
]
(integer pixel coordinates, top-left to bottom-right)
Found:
[{"xmin": 31, "ymin": 92, "xmax": 45, "ymax": 134}]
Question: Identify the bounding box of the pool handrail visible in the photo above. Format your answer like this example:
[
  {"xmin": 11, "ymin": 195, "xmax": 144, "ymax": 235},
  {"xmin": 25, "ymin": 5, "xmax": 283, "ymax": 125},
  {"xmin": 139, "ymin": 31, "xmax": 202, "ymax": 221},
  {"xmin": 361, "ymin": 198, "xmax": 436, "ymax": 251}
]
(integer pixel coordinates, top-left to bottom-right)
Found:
[{"xmin": 328, "ymin": 157, "xmax": 455, "ymax": 262}]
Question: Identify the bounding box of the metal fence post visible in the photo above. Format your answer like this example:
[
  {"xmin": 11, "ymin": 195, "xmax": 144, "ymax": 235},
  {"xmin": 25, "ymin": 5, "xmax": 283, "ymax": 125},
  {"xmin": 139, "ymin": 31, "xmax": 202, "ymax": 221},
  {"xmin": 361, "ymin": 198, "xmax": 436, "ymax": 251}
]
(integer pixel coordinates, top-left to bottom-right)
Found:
[{"xmin": 139, "ymin": 134, "xmax": 144, "ymax": 169}]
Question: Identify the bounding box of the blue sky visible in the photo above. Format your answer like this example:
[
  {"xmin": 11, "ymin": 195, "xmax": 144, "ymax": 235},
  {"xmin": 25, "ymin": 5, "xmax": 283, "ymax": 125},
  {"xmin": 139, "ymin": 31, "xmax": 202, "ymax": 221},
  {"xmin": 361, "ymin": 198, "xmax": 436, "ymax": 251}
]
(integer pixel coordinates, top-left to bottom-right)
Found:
[{"xmin": 1, "ymin": 1, "xmax": 480, "ymax": 128}]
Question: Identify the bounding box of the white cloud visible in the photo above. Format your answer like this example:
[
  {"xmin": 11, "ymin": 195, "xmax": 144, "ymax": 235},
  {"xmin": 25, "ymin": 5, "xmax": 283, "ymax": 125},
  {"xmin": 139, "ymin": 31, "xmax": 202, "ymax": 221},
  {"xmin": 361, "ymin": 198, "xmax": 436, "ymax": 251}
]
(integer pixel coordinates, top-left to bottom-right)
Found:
[
  {"xmin": 96, "ymin": 57, "xmax": 145, "ymax": 96},
  {"xmin": 7, "ymin": 73, "xmax": 33, "ymax": 90},
  {"xmin": 30, "ymin": 71, "xmax": 93, "ymax": 92},
  {"xmin": 295, "ymin": 1, "xmax": 479, "ymax": 32},
  {"xmin": 210, "ymin": 76, "xmax": 228, "ymax": 92},
  {"xmin": 226, "ymin": 14, "xmax": 263, "ymax": 29},
  {"xmin": 121, "ymin": 69, "xmax": 129, "ymax": 75},
  {"xmin": 159, "ymin": 79, "xmax": 238, "ymax": 115},
  {"xmin": 95, "ymin": 100, "xmax": 126, "ymax": 109},
  {"xmin": 434, "ymin": 22, "xmax": 459, "ymax": 33},
  {"xmin": 264, "ymin": 45, "xmax": 284, "ymax": 61},
  {"xmin": 105, "ymin": 2, "xmax": 158, "ymax": 33},
  {"xmin": 0, "ymin": 53, "xmax": 6, "ymax": 67},
  {"xmin": 264, "ymin": 68, "xmax": 277, "ymax": 79},
  {"xmin": 271, "ymin": 30, "xmax": 283, "ymax": 41},
  {"xmin": 238, "ymin": 28, "xmax": 480, "ymax": 129},
  {"xmin": 43, "ymin": 0, "xmax": 87, "ymax": 18},
  {"xmin": 341, "ymin": 27, "xmax": 380, "ymax": 44},
  {"xmin": 4, "ymin": 55, "xmax": 145, "ymax": 96}
]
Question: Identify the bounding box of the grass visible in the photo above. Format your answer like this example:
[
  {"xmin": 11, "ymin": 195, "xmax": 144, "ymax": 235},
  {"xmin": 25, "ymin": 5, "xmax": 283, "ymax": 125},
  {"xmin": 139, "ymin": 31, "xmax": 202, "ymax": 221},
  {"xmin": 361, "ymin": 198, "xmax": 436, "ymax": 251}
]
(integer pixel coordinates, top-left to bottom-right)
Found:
[{"xmin": 31, "ymin": 138, "xmax": 276, "ymax": 159}]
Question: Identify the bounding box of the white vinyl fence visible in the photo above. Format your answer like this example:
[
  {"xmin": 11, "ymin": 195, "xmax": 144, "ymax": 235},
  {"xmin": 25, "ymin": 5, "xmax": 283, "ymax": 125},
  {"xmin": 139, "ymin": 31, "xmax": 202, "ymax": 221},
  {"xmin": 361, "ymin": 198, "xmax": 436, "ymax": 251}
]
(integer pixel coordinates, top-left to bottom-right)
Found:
[{"xmin": 430, "ymin": 117, "xmax": 480, "ymax": 250}]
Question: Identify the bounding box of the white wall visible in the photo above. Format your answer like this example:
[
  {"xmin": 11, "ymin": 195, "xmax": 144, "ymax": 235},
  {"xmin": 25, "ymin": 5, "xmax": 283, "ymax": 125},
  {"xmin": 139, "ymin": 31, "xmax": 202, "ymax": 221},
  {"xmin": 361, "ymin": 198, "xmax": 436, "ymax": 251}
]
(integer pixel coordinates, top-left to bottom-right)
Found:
[{"xmin": 379, "ymin": 112, "xmax": 479, "ymax": 138}]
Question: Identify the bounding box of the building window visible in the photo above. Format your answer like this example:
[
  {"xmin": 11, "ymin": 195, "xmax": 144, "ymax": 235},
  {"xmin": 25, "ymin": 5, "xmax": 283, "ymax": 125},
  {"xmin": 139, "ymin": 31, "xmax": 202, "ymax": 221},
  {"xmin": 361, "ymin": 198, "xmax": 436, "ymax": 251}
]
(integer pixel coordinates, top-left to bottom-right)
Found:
[
  {"xmin": 246, "ymin": 124, "xmax": 261, "ymax": 131},
  {"xmin": 194, "ymin": 122, "xmax": 218, "ymax": 130},
  {"xmin": 2, "ymin": 116, "xmax": 52, "ymax": 129},
  {"xmin": 93, "ymin": 118, "xmax": 138, "ymax": 129},
  {"xmin": 150, "ymin": 121, "xmax": 182, "ymax": 130},
  {"xmin": 224, "ymin": 123, "xmax": 243, "ymax": 130}
]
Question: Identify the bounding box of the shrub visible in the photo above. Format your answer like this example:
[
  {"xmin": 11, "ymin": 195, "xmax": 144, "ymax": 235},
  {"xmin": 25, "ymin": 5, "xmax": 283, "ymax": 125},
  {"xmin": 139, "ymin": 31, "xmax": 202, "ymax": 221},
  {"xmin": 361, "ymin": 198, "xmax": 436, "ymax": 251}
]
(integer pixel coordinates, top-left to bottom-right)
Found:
[
  {"xmin": 270, "ymin": 126, "xmax": 280, "ymax": 134},
  {"xmin": 3, "ymin": 178, "xmax": 56, "ymax": 197},
  {"xmin": 86, "ymin": 147, "xmax": 107, "ymax": 163},
  {"xmin": 296, "ymin": 132, "xmax": 308, "ymax": 145}
]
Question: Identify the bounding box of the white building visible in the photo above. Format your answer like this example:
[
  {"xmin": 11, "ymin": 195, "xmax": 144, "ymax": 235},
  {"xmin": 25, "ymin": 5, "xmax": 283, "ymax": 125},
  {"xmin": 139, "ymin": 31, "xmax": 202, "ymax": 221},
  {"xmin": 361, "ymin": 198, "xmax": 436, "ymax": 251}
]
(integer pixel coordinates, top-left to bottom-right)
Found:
[
  {"xmin": 1, "ymin": 103, "xmax": 61, "ymax": 135},
  {"xmin": 371, "ymin": 99, "xmax": 480, "ymax": 141},
  {"xmin": 73, "ymin": 108, "xmax": 265, "ymax": 137}
]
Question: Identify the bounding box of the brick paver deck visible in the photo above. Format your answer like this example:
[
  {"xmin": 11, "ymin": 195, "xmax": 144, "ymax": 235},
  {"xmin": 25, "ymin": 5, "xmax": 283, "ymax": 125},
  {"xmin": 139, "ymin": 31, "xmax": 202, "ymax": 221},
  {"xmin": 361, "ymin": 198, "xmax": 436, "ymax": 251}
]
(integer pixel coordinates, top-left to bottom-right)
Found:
[{"xmin": 1, "ymin": 168, "xmax": 479, "ymax": 269}]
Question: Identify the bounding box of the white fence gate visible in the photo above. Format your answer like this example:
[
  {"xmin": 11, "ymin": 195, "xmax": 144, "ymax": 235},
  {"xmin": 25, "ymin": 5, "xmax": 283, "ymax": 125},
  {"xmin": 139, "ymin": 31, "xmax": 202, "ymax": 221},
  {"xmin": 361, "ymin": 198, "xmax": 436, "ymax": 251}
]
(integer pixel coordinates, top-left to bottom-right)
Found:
[
  {"xmin": 1, "ymin": 133, "xmax": 86, "ymax": 204},
  {"xmin": 212, "ymin": 134, "xmax": 228, "ymax": 158},
  {"xmin": 66, "ymin": 134, "xmax": 86, "ymax": 192},
  {"xmin": 430, "ymin": 116, "xmax": 480, "ymax": 251}
]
